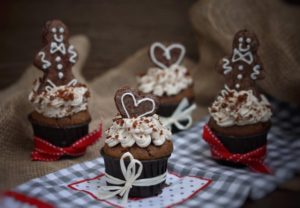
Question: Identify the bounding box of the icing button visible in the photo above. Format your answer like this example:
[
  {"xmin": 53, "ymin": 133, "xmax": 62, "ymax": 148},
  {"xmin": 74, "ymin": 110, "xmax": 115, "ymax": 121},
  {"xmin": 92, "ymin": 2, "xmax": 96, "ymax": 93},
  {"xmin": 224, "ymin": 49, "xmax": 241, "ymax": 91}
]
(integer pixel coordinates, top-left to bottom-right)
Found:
[
  {"xmin": 58, "ymin": 72, "xmax": 64, "ymax": 79},
  {"xmin": 55, "ymin": 56, "xmax": 61, "ymax": 62},
  {"xmin": 57, "ymin": 64, "xmax": 63, "ymax": 70}
]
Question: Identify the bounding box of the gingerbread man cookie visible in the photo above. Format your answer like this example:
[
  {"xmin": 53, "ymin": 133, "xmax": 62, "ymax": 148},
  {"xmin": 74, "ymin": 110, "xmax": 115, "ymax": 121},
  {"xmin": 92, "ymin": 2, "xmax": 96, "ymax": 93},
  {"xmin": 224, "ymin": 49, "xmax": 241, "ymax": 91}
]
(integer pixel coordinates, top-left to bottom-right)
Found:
[
  {"xmin": 34, "ymin": 20, "xmax": 78, "ymax": 91},
  {"xmin": 217, "ymin": 29, "xmax": 264, "ymax": 95}
]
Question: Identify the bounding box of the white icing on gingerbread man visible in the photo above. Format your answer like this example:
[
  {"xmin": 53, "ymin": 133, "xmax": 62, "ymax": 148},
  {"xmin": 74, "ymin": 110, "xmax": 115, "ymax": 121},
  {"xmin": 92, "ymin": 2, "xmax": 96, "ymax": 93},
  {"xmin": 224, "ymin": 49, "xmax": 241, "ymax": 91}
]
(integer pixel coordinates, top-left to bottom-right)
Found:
[
  {"xmin": 218, "ymin": 29, "xmax": 264, "ymax": 94},
  {"xmin": 34, "ymin": 20, "xmax": 78, "ymax": 91}
]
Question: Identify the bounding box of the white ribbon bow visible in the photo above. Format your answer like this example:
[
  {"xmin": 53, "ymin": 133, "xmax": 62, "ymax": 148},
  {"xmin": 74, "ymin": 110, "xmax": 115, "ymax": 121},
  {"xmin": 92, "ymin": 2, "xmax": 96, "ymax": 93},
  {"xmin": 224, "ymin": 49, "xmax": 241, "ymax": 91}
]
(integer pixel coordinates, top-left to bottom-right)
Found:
[
  {"xmin": 98, "ymin": 152, "xmax": 167, "ymax": 205},
  {"xmin": 160, "ymin": 98, "xmax": 197, "ymax": 130}
]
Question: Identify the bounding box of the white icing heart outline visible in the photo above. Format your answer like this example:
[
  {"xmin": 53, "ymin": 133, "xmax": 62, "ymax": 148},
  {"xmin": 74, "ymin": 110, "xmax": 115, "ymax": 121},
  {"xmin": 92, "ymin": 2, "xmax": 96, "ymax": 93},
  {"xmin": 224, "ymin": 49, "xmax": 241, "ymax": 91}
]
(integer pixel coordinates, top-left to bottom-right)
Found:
[
  {"xmin": 150, "ymin": 42, "xmax": 186, "ymax": 69},
  {"xmin": 121, "ymin": 92, "xmax": 156, "ymax": 118}
]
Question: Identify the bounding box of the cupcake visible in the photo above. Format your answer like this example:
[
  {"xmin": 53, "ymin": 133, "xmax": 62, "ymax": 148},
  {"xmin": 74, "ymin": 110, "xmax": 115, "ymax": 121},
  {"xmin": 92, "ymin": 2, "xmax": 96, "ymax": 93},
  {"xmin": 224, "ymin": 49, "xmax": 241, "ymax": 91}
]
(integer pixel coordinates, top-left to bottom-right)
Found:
[
  {"xmin": 204, "ymin": 30, "xmax": 272, "ymax": 168},
  {"xmin": 137, "ymin": 42, "xmax": 196, "ymax": 133},
  {"xmin": 101, "ymin": 86, "xmax": 173, "ymax": 198},
  {"xmin": 28, "ymin": 20, "xmax": 91, "ymax": 149}
]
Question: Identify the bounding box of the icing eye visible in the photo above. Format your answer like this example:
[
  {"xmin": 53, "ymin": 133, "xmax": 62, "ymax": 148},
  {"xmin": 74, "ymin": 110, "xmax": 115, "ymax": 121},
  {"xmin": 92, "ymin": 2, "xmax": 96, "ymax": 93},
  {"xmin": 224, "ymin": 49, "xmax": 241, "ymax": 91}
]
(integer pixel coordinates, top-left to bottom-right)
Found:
[
  {"xmin": 246, "ymin": 38, "xmax": 251, "ymax": 43},
  {"xmin": 51, "ymin": 28, "xmax": 57, "ymax": 33},
  {"xmin": 59, "ymin": 27, "xmax": 64, "ymax": 33},
  {"xmin": 238, "ymin": 37, "xmax": 244, "ymax": 43}
]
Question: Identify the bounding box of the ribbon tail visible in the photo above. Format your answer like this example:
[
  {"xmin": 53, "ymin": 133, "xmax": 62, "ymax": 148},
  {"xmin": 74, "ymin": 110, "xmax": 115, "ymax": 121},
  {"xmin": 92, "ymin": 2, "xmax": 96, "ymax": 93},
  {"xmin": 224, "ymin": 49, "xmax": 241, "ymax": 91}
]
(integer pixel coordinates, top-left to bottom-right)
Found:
[
  {"xmin": 97, "ymin": 187, "xmax": 123, "ymax": 200},
  {"xmin": 173, "ymin": 118, "xmax": 191, "ymax": 130},
  {"xmin": 247, "ymin": 161, "xmax": 272, "ymax": 174},
  {"xmin": 31, "ymin": 151, "xmax": 61, "ymax": 161},
  {"xmin": 121, "ymin": 189, "xmax": 130, "ymax": 205}
]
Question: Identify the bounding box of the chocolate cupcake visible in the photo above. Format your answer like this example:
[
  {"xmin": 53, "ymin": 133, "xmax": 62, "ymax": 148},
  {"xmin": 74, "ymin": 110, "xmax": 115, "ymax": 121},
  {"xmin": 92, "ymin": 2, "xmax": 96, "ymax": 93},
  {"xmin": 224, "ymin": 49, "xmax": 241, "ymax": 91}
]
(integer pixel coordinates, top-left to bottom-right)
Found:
[
  {"xmin": 101, "ymin": 87, "xmax": 173, "ymax": 198},
  {"xmin": 137, "ymin": 42, "xmax": 196, "ymax": 133},
  {"xmin": 208, "ymin": 87, "xmax": 272, "ymax": 156},
  {"xmin": 28, "ymin": 20, "xmax": 91, "ymax": 148},
  {"xmin": 204, "ymin": 30, "xmax": 272, "ymax": 167}
]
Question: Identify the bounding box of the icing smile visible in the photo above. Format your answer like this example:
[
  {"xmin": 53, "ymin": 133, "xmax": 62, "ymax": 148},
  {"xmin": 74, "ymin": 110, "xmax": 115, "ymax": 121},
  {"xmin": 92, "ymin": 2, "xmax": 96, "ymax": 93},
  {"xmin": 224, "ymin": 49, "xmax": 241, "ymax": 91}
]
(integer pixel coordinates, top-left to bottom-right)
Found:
[
  {"xmin": 54, "ymin": 34, "xmax": 64, "ymax": 42},
  {"xmin": 52, "ymin": 27, "xmax": 65, "ymax": 42},
  {"xmin": 238, "ymin": 37, "xmax": 252, "ymax": 52},
  {"xmin": 238, "ymin": 43, "xmax": 250, "ymax": 52}
]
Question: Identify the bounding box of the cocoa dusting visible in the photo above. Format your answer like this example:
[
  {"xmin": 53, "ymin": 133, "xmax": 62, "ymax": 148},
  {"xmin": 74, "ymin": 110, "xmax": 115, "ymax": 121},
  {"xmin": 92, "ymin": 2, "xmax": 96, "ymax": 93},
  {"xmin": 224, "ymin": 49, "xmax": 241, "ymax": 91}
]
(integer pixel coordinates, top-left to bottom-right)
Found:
[
  {"xmin": 49, "ymin": 95, "xmax": 55, "ymax": 101},
  {"xmin": 132, "ymin": 121, "xmax": 138, "ymax": 128},
  {"xmin": 84, "ymin": 91, "xmax": 90, "ymax": 98},
  {"xmin": 221, "ymin": 103, "xmax": 227, "ymax": 108},
  {"xmin": 237, "ymin": 94, "xmax": 248, "ymax": 103},
  {"xmin": 160, "ymin": 130, "xmax": 163, "ymax": 136},
  {"xmin": 211, "ymin": 108, "xmax": 217, "ymax": 113},
  {"xmin": 227, "ymin": 91, "xmax": 234, "ymax": 98}
]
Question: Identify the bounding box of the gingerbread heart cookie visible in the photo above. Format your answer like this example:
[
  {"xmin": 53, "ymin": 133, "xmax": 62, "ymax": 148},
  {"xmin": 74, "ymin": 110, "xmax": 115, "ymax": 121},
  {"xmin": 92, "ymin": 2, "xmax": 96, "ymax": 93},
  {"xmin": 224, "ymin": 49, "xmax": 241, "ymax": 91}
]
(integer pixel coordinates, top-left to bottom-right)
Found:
[
  {"xmin": 149, "ymin": 42, "xmax": 185, "ymax": 69},
  {"xmin": 114, "ymin": 87, "xmax": 159, "ymax": 118}
]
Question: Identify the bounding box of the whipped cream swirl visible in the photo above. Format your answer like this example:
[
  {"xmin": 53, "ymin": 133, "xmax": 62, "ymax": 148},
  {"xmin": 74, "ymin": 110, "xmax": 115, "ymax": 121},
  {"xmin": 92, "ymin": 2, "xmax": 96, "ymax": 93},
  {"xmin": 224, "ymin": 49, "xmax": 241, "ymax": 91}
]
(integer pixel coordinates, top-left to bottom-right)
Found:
[
  {"xmin": 209, "ymin": 88, "xmax": 272, "ymax": 127},
  {"xmin": 105, "ymin": 114, "xmax": 172, "ymax": 148},
  {"xmin": 137, "ymin": 65, "xmax": 193, "ymax": 96},
  {"xmin": 28, "ymin": 79, "xmax": 90, "ymax": 118}
]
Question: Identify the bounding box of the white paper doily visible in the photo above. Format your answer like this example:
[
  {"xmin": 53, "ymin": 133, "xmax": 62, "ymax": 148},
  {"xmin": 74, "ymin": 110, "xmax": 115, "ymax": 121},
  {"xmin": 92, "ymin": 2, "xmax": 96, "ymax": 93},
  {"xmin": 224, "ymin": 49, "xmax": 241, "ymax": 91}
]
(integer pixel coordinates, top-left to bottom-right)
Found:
[{"xmin": 68, "ymin": 172, "xmax": 212, "ymax": 208}]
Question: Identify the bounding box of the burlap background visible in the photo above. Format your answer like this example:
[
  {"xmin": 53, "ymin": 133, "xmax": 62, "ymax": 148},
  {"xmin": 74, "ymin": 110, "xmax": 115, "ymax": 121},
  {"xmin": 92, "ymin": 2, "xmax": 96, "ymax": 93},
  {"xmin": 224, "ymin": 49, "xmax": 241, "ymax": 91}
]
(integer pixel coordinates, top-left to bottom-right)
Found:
[
  {"xmin": 190, "ymin": 0, "xmax": 300, "ymax": 105},
  {"xmin": 1, "ymin": 0, "xmax": 299, "ymax": 190}
]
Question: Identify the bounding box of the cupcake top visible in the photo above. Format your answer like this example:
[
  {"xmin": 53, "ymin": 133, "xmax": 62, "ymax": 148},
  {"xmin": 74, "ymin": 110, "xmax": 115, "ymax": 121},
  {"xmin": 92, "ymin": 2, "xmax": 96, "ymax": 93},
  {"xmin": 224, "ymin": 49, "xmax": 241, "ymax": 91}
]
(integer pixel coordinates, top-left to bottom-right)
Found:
[
  {"xmin": 209, "ymin": 87, "xmax": 272, "ymax": 127},
  {"xmin": 28, "ymin": 20, "xmax": 90, "ymax": 118},
  {"xmin": 105, "ymin": 87, "xmax": 172, "ymax": 149},
  {"xmin": 105, "ymin": 114, "xmax": 171, "ymax": 148},
  {"xmin": 209, "ymin": 29, "xmax": 272, "ymax": 127},
  {"xmin": 29, "ymin": 79, "xmax": 90, "ymax": 118},
  {"xmin": 137, "ymin": 42, "xmax": 193, "ymax": 97}
]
